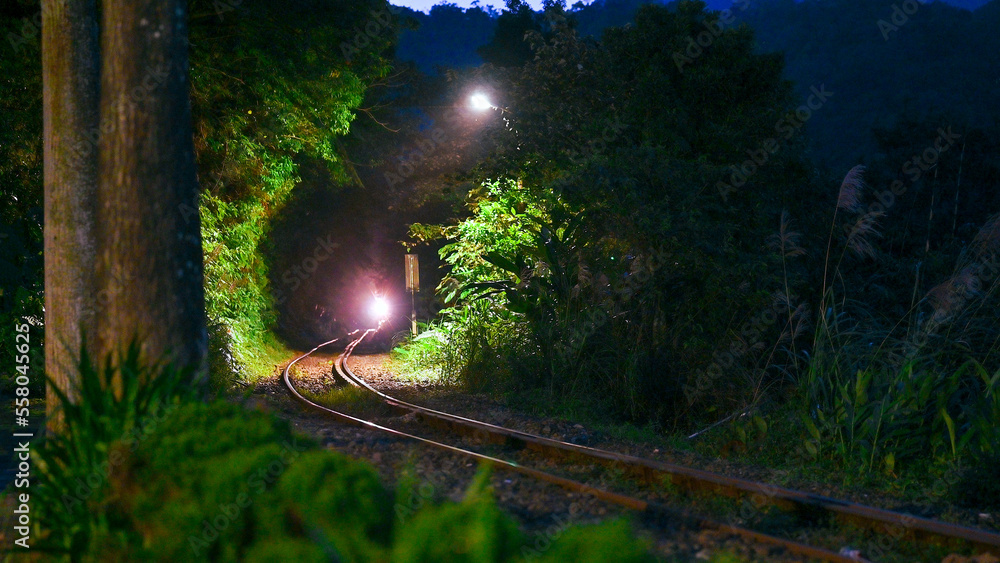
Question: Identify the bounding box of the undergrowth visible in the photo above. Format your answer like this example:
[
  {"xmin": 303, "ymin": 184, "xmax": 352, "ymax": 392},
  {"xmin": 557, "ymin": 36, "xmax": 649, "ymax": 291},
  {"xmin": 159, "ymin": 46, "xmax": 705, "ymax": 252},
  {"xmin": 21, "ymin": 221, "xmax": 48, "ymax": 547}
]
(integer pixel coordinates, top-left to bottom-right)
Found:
[
  {"xmin": 394, "ymin": 166, "xmax": 1000, "ymax": 508},
  {"xmin": 12, "ymin": 346, "xmax": 656, "ymax": 562}
]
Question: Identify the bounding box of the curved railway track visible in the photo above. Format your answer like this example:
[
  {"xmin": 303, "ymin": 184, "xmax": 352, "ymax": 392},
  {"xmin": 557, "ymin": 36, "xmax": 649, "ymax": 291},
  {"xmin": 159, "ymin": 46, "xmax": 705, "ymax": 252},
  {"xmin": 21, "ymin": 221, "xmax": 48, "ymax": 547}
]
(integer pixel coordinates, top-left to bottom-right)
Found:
[{"xmin": 283, "ymin": 329, "xmax": 1000, "ymax": 562}]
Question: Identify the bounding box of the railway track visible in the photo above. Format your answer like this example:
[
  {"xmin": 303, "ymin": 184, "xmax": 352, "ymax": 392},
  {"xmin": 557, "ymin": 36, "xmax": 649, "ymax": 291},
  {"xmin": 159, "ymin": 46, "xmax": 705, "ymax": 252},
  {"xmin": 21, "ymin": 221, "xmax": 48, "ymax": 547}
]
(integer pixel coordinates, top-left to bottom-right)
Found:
[{"xmin": 283, "ymin": 329, "xmax": 1000, "ymax": 562}]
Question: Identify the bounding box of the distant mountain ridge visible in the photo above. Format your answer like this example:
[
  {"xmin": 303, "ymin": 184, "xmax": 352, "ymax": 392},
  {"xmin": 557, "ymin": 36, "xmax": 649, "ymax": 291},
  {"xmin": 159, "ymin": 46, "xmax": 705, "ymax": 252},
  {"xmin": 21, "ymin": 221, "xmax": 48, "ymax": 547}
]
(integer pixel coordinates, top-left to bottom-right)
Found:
[
  {"xmin": 394, "ymin": 0, "xmax": 999, "ymax": 73},
  {"xmin": 701, "ymin": 0, "xmax": 992, "ymax": 10}
]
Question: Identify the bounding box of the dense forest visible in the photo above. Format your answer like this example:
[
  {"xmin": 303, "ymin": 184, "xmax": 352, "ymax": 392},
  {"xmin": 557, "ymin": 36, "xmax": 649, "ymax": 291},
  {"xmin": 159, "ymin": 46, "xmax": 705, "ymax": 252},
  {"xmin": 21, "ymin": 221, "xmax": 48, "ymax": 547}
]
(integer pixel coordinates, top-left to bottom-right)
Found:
[{"xmin": 2, "ymin": 0, "xmax": 1000, "ymax": 559}]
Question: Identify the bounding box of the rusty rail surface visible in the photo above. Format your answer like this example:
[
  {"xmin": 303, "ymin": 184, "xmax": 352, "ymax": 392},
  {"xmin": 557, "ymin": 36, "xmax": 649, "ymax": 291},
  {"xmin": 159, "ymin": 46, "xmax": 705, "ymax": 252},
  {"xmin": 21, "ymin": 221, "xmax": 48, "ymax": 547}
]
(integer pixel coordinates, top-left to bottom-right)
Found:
[
  {"xmin": 282, "ymin": 332, "xmax": 862, "ymax": 563},
  {"xmin": 332, "ymin": 329, "xmax": 1000, "ymax": 558}
]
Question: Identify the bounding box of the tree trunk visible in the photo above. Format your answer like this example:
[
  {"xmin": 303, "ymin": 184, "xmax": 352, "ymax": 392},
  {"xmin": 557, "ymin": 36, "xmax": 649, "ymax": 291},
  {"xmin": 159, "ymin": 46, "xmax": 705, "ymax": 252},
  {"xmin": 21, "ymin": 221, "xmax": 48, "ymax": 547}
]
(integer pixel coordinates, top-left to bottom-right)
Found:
[
  {"xmin": 42, "ymin": 0, "xmax": 100, "ymax": 428},
  {"xmin": 95, "ymin": 0, "xmax": 207, "ymax": 383}
]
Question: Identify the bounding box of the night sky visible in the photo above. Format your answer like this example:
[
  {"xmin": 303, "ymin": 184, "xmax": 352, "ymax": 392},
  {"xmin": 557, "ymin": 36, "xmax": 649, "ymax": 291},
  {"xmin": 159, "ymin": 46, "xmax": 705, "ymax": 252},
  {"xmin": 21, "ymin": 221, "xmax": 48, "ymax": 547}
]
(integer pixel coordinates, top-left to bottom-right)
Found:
[
  {"xmin": 390, "ymin": 0, "xmax": 733, "ymax": 11},
  {"xmin": 392, "ymin": 0, "xmax": 991, "ymax": 13}
]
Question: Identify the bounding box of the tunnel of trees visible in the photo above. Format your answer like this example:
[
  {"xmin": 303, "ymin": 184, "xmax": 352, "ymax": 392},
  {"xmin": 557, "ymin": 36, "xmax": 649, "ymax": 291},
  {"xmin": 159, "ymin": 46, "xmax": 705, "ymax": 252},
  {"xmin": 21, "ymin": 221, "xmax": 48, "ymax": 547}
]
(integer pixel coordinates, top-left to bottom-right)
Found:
[{"xmin": 2, "ymin": 0, "xmax": 1000, "ymax": 558}]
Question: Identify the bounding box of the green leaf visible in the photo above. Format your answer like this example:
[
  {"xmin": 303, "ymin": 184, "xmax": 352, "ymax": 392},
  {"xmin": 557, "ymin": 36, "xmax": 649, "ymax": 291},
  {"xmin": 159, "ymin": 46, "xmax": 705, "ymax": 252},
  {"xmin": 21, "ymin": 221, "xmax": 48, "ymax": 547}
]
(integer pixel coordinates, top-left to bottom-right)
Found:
[
  {"xmin": 800, "ymin": 412, "xmax": 821, "ymax": 441},
  {"xmin": 752, "ymin": 415, "xmax": 767, "ymax": 439},
  {"xmin": 804, "ymin": 441, "xmax": 818, "ymax": 459},
  {"xmin": 939, "ymin": 407, "xmax": 957, "ymax": 458},
  {"xmin": 483, "ymin": 251, "xmax": 520, "ymax": 277}
]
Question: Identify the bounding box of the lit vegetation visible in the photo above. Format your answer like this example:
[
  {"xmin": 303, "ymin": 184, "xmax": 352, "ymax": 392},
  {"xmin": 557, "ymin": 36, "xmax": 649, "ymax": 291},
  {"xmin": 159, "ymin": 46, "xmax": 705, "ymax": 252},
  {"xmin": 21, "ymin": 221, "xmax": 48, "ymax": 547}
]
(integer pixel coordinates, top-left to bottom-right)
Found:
[{"xmin": 187, "ymin": 0, "xmax": 395, "ymax": 386}]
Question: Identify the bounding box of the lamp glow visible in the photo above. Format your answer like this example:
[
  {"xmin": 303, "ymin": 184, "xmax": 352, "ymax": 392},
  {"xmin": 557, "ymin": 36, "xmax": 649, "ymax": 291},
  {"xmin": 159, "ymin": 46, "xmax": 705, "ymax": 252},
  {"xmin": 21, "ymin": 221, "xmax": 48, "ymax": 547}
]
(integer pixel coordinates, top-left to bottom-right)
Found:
[
  {"xmin": 369, "ymin": 296, "xmax": 391, "ymax": 321},
  {"xmin": 469, "ymin": 92, "xmax": 493, "ymax": 111}
]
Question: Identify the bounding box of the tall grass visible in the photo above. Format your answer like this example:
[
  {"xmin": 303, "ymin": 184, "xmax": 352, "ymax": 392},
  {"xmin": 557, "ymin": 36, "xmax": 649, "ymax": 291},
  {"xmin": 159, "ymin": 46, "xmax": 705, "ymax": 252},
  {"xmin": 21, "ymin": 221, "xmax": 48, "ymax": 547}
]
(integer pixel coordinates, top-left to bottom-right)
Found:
[{"xmin": 796, "ymin": 167, "xmax": 1000, "ymax": 473}]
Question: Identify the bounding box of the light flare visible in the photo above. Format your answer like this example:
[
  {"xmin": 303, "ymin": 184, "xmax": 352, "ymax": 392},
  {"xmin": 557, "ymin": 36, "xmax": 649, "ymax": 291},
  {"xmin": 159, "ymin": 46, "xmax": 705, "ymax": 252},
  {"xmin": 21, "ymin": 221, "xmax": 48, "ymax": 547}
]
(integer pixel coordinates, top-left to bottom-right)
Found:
[
  {"xmin": 469, "ymin": 92, "xmax": 493, "ymax": 111},
  {"xmin": 369, "ymin": 296, "xmax": 391, "ymax": 321}
]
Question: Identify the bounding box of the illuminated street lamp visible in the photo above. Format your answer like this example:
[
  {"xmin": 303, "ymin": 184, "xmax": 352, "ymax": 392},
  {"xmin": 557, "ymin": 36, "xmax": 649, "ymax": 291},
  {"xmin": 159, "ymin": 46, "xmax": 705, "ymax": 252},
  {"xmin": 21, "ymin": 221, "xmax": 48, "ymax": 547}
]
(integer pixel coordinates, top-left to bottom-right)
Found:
[{"xmin": 469, "ymin": 92, "xmax": 494, "ymax": 112}]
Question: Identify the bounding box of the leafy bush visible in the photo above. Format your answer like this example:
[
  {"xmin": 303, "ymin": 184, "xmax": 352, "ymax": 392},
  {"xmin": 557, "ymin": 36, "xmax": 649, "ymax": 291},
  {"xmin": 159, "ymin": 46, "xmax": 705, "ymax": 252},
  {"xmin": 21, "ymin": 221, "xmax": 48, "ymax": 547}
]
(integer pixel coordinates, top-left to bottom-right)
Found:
[
  {"xmin": 799, "ymin": 360, "xmax": 1000, "ymax": 473},
  {"xmin": 402, "ymin": 2, "xmax": 809, "ymax": 427},
  {"xmin": 184, "ymin": 0, "xmax": 398, "ymax": 385},
  {"xmin": 391, "ymin": 469, "xmax": 522, "ymax": 562},
  {"xmin": 0, "ymin": 6, "xmax": 44, "ymax": 397},
  {"xmin": 389, "ymin": 327, "xmax": 451, "ymax": 384}
]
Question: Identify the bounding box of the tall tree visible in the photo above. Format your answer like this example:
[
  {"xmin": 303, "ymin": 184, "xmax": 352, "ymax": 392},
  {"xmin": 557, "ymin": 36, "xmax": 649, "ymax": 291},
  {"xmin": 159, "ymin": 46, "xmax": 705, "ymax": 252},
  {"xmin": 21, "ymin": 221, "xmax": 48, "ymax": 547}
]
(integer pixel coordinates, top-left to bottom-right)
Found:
[
  {"xmin": 42, "ymin": 0, "xmax": 100, "ymax": 423},
  {"xmin": 477, "ymin": 0, "xmax": 542, "ymax": 67},
  {"xmin": 43, "ymin": 0, "xmax": 206, "ymax": 420},
  {"xmin": 94, "ymin": 0, "xmax": 206, "ymax": 382}
]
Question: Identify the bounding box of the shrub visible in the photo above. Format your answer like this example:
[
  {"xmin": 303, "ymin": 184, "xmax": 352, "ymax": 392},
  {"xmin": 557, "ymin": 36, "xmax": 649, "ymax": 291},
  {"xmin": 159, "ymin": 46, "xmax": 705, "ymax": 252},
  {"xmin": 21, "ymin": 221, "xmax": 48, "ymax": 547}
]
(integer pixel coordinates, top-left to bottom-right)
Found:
[
  {"xmin": 31, "ymin": 343, "xmax": 198, "ymax": 558},
  {"xmin": 391, "ymin": 469, "xmax": 522, "ymax": 563}
]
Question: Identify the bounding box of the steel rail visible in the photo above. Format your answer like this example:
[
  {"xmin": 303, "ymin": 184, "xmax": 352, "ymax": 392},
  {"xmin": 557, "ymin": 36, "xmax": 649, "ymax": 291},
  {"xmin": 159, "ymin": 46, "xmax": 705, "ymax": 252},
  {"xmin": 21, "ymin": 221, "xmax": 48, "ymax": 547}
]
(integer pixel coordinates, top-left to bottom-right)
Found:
[
  {"xmin": 282, "ymin": 332, "xmax": 861, "ymax": 563},
  {"xmin": 335, "ymin": 330, "xmax": 1000, "ymax": 558}
]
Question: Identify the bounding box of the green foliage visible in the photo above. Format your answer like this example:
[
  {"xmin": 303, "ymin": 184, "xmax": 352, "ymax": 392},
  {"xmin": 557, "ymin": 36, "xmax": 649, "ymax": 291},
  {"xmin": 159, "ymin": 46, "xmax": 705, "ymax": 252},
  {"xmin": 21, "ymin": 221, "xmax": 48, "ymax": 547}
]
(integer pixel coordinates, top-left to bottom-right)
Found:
[
  {"xmin": 529, "ymin": 519, "xmax": 654, "ymax": 563},
  {"xmin": 32, "ymin": 343, "xmax": 201, "ymax": 557},
  {"xmin": 793, "ymin": 172, "xmax": 1000, "ymax": 473},
  {"xmin": 392, "ymin": 468, "xmax": 522, "ymax": 562},
  {"xmin": 186, "ymin": 0, "xmax": 396, "ymax": 384},
  {"xmin": 25, "ymin": 353, "xmax": 653, "ymax": 562},
  {"xmin": 0, "ymin": 6, "xmax": 44, "ymax": 395},
  {"xmin": 477, "ymin": 0, "xmax": 542, "ymax": 68},
  {"xmin": 799, "ymin": 360, "xmax": 1000, "ymax": 473},
  {"xmin": 388, "ymin": 327, "xmax": 450, "ymax": 384},
  {"xmin": 430, "ymin": 299, "xmax": 538, "ymax": 394},
  {"xmin": 408, "ymin": 3, "xmax": 803, "ymax": 425},
  {"xmin": 0, "ymin": 0, "xmax": 396, "ymax": 389}
]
